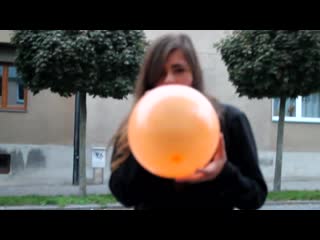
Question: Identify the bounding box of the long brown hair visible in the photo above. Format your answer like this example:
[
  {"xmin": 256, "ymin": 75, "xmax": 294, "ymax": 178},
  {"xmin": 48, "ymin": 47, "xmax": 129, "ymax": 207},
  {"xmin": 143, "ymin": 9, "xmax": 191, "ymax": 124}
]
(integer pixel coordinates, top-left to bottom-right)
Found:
[{"xmin": 110, "ymin": 33, "xmax": 222, "ymax": 172}]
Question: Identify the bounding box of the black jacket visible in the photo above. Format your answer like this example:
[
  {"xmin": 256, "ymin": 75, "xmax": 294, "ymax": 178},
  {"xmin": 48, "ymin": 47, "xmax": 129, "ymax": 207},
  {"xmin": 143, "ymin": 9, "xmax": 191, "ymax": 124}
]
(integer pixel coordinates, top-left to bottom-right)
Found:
[{"xmin": 109, "ymin": 104, "xmax": 268, "ymax": 209}]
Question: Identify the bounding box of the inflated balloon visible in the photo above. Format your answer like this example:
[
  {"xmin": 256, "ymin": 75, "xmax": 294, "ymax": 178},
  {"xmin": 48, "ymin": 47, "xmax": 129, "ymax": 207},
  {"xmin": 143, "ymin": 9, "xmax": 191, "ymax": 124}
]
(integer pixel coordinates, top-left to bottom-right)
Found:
[{"xmin": 128, "ymin": 84, "xmax": 220, "ymax": 179}]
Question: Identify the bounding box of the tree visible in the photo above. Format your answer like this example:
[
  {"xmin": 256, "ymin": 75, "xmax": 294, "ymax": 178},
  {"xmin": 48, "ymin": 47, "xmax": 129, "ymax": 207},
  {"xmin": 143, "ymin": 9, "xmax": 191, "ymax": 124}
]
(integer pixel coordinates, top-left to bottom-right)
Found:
[
  {"xmin": 12, "ymin": 30, "xmax": 147, "ymax": 196},
  {"xmin": 215, "ymin": 30, "xmax": 320, "ymax": 191}
]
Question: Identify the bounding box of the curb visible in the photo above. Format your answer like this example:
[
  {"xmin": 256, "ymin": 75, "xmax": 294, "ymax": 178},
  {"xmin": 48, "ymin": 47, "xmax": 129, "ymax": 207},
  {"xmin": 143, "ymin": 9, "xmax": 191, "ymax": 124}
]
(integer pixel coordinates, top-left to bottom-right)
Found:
[
  {"xmin": 265, "ymin": 200, "xmax": 320, "ymax": 205},
  {"xmin": 2, "ymin": 201, "xmax": 320, "ymax": 209},
  {"xmin": 0, "ymin": 203, "xmax": 127, "ymax": 210}
]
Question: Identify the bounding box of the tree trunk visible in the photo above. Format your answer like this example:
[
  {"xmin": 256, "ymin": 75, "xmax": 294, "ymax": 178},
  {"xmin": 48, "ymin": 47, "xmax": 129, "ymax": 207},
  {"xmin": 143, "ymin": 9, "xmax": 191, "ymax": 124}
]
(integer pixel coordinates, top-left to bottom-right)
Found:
[
  {"xmin": 79, "ymin": 92, "xmax": 87, "ymax": 196},
  {"xmin": 73, "ymin": 92, "xmax": 80, "ymax": 185},
  {"xmin": 273, "ymin": 96, "xmax": 286, "ymax": 192}
]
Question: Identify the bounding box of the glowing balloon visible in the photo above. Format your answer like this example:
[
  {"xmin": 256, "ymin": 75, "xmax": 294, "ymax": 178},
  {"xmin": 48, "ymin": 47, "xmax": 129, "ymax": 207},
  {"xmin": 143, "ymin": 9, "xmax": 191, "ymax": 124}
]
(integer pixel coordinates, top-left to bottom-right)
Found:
[{"xmin": 128, "ymin": 84, "xmax": 220, "ymax": 179}]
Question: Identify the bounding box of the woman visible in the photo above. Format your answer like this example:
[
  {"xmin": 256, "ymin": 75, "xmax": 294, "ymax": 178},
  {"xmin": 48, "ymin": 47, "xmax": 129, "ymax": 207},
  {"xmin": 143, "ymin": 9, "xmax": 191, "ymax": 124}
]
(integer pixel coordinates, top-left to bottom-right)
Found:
[{"xmin": 108, "ymin": 33, "xmax": 268, "ymax": 209}]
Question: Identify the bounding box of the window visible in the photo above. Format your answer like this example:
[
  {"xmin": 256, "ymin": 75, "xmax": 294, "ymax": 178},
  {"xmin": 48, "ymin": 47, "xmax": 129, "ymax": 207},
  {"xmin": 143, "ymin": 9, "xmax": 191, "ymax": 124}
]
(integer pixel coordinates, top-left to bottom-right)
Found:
[
  {"xmin": 272, "ymin": 93, "xmax": 320, "ymax": 123},
  {"xmin": 0, "ymin": 64, "xmax": 27, "ymax": 111},
  {"xmin": 0, "ymin": 154, "xmax": 10, "ymax": 174}
]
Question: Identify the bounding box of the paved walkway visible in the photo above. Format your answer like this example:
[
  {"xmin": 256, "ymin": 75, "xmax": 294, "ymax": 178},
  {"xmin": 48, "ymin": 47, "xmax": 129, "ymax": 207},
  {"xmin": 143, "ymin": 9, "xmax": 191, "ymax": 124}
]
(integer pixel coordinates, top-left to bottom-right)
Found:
[
  {"xmin": 2, "ymin": 201, "xmax": 320, "ymax": 210},
  {"xmin": 260, "ymin": 200, "xmax": 320, "ymax": 210},
  {"xmin": 0, "ymin": 203, "xmax": 126, "ymax": 210},
  {"xmin": 0, "ymin": 184, "xmax": 110, "ymax": 196},
  {"xmin": 266, "ymin": 179, "xmax": 320, "ymax": 191}
]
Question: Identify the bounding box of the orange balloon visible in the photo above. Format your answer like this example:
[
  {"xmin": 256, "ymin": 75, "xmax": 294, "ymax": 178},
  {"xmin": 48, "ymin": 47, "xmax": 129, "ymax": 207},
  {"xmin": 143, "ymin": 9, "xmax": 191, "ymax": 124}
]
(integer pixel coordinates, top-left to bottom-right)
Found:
[{"xmin": 128, "ymin": 85, "xmax": 221, "ymax": 179}]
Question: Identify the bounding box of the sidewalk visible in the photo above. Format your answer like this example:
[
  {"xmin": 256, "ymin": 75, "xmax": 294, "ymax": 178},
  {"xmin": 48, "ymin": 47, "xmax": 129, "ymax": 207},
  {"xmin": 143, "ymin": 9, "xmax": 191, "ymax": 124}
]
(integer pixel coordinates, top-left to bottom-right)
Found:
[
  {"xmin": 0, "ymin": 184, "xmax": 110, "ymax": 196},
  {"xmin": 2, "ymin": 200, "xmax": 320, "ymax": 210},
  {"xmin": 266, "ymin": 179, "xmax": 320, "ymax": 191},
  {"xmin": 0, "ymin": 202, "xmax": 127, "ymax": 210}
]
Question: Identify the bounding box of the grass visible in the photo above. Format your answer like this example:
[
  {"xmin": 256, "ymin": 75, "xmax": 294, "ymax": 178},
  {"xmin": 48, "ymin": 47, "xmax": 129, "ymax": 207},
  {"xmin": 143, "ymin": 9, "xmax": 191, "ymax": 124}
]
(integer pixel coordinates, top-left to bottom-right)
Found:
[
  {"xmin": 0, "ymin": 194, "xmax": 117, "ymax": 207},
  {"xmin": 267, "ymin": 191, "xmax": 320, "ymax": 201},
  {"xmin": 1, "ymin": 191, "xmax": 320, "ymax": 206}
]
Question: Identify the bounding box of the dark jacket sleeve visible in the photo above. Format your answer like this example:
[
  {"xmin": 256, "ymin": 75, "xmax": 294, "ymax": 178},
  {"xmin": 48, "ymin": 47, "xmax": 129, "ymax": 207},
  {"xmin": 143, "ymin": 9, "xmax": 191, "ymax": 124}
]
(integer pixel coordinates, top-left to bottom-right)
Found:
[
  {"xmin": 216, "ymin": 106, "xmax": 268, "ymax": 209},
  {"xmin": 109, "ymin": 148, "xmax": 173, "ymax": 207}
]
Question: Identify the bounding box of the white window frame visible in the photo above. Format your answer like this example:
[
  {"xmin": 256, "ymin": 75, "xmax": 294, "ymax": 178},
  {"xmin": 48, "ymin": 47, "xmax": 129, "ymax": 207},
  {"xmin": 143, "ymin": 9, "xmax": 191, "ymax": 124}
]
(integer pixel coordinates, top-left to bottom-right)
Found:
[{"xmin": 272, "ymin": 96, "xmax": 320, "ymax": 123}]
